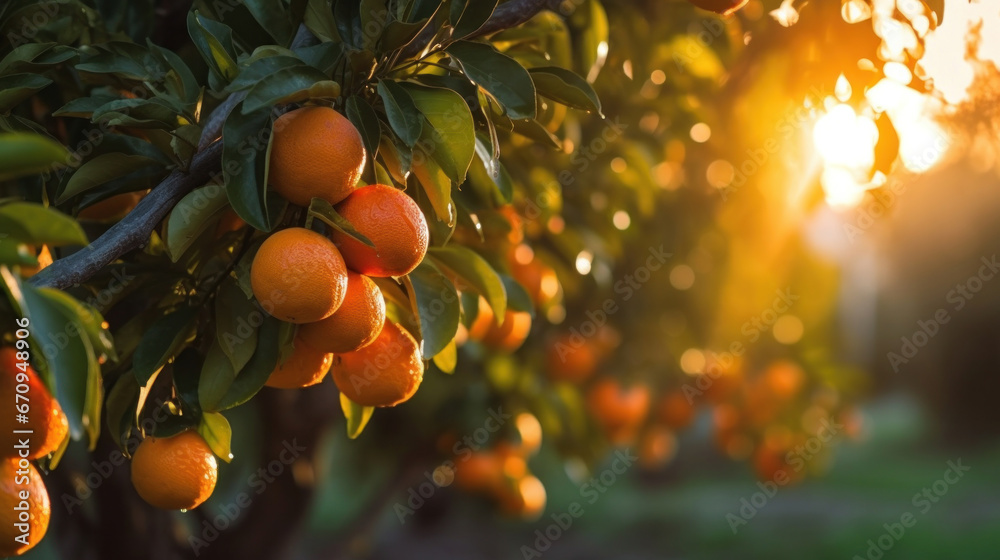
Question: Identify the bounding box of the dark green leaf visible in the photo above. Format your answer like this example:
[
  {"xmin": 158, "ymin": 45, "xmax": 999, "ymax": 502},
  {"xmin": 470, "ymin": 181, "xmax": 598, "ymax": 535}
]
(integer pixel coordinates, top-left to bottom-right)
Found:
[
  {"xmin": 0, "ymin": 202, "xmax": 87, "ymax": 246},
  {"xmin": 451, "ymin": 0, "xmax": 498, "ymax": 39},
  {"xmin": 53, "ymin": 95, "xmax": 121, "ymax": 118},
  {"xmin": 0, "ymin": 132, "xmax": 67, "ymax": 181},
  {"xmin": 427, "ymin": 245, "xmax": 506, "ymax": 318},
  {"xmin": 92, "ymin": 97, "xmax": 185, "ymax": 129},
  {"xmin": 164, "ymin": 183, "xmax": 229, "ymax": 261},
  {"xmin": 198, "ymin": 342, "xmax": 236, "ymax": 412},
  {"xmin": 0, "ymin": 73, "xmax": 51, "ymax": 113},
  {"xmin": 345, "ymin": 95, "xmax": 381, "ymax": 159},
  {"xmin": 529, "ymin": 66, "xmax": 602, "ymax": 115},
  {"xmin": 215, "ymin": 278, "xmax": 259, "ymax": 373},
  {"xmin": 105, "ymin": 374, "xmax": 139, "ymax": 451},
  {"xmin": 501, "ymin": 275, "xmax": 534, "ymax": 316},
  {"xmin": 406, "ymin": 261, "xmax": 460, "ymax": 358},
  {"xmin": 243, "ymin": 0, "xmax": 295, "ymax": 45},
  {"xmin": 187, "ymin": 11, "xmax": 239, "ymax": 83},
  {"xmin": 132, "ymin": 306, "xmax": 197, "ymax": 385},
  {"xmin": 377, "ymin": 79, "xmax": 421, "ymax": 147},
  {"xmin": 215, "ymin": 315, "xmax": 282, "ymax": 410},
  {"xmin": 223, "ymin": 102, "xmax": 282, "ymax": 230},
  {"xmin": 242, "ymin": 65, "xmax": 333, "ymax": 113},
  {"xmin": 303, "ymin": 0, "xmax": 340, "ymax": 42},
  {"xmin": 60, "ymin": 153, "xmax": 161, "ymax": 203},
  {"xmin": 401, "ymin": 83, "xmax": 475, "ymax": 184},
  {"xmin": 294, "ymin": 42, "xmax": 344, "ymax": 73},
  {"xmin": 446, "ymin": 41, "xmax": 535, "ymax": 120}
]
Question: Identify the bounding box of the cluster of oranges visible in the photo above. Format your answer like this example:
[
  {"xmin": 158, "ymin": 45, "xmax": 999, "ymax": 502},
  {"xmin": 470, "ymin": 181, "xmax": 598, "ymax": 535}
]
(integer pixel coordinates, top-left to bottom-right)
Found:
[
  {"xmin": 451, "ymin": 413, "xmax": 546, "ymax": 519},
  {"xmin": 250, "ymin": 106, "xmax": 430, "ymax": 407},
  {"xmin": 0, "ymin": 347, "xmax": 69, "ymax": 556}
]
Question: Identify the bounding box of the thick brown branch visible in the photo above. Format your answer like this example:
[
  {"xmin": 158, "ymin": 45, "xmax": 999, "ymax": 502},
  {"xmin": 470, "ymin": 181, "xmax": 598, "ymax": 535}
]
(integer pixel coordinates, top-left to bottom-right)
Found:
[{"xmin": 29, "ymin": 141, "xmax": 223, "ymax": 290}]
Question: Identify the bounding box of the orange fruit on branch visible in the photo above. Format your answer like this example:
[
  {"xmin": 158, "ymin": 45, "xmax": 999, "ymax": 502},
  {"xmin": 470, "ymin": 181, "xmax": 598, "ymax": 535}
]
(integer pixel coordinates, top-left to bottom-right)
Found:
[
  {"xmin": 131, "ymin": 430, "xmax": 218, "ymax": 510},
  {"xmin": 329, "ymin": 184, "xmax": 429, "ymax": 277},
  {"xmin": 299, "ymin": 272, "xmax": 386, "ymax": 353},
  {"xmin": 250, "ymin": 227, "xmax": 348, "ymax": 324},
  {"xmin": 265, "ymin": 336, "xmax": 334, "ymax": 389},
  {"xmin": 268, "ymin": 106, "xmax": 366, "ymax": 206},
  {"xmin": 0, "ymin": 348, "xmax": 68, "ymax": 460},
  {"xmin": 331, "ymin": 320, "xmax": 424, "ymax": 407},
  {"xmin": 0, "ymin": 457, "xmax": 49, "ymax": 556},
  {"xmin": 587, "ymin": 378, "xmax": 651, "ymax": 444}
]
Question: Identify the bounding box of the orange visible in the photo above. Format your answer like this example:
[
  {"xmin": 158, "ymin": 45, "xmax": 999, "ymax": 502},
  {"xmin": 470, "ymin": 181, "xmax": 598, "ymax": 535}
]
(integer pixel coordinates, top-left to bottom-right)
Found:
[
  {"xmin": 763, "ymin": 361, "xmax": 805, "ymax": 399},
  {"xmin": 586, "ymin": 378, "xmax": 651, "ymax": 444},
  {"xmin": 514, "ymin": 412, "xmax": 542, "ymax": 456},
  {"xmin": 0, "ymin": 457, "xmax": 49, "ymax": 556},
  {"xmin": 658, "ymin": 390, "xmax": 696, "ymax": 429},
  {"xmin": 331, "ymin": 320, "xmax": 423, "ymax": 407},
  {"xmin": 638, "ymin": 425, "xmax": 677, "ymax": 470},
  {"xmin": 498, "ymin": 474, "xmax": 546, "ymax": 519},
  {"xmin": 214, "ymin": 208, "xmax": 246, "ymax": 237},
  {"xmin": 454, "ymin": 452, "xmax": 504, "ymax": 492},
  {"xmin": 18, "ymin": 245, "xmax": 52, "ymax": 278},
  {"xmin": 265, "ymin": 336, "xmax": 333, "ymax": 389},
  {"xmin": 467, "ymin": 297, "xmax": 531, "ymax": 352},
  {"xmin": 299, "ymin": 272, "xmax": 385, "ymax": 353},
  {"xmin": 497, "ymin": 205, "xmax": 524, "ymax": 245},
  {"xmin": 78, "ymin": 191, "xmax": 144, "ymax": 221},
  {"xmin": 131, "ymin": 430, "xmax": 218, "ymax": 510},
  {"xmin": 687, "ymin": 0, "xmax": 748, "ymax": 15},
  {"xmin": 250, "ymin": 227, "xmax": 348, "ymax": 323},
  {"xmin": 0, "ymin": 348, "xmax": 68, "ymax": 460},
  {"xmin": 268, "ymin": 106, "xmax": 366, "ymax": 206},
  {"xmin": 546, "ymin": 334, "xmax": 599, "ymax": 384},
  {"xmin": 329, "ymin": 184, "xmax": 429, "ymax": 277},
  {"xmin": 508, "ymin": 247, "xmax": 560, "ymax": 308}
]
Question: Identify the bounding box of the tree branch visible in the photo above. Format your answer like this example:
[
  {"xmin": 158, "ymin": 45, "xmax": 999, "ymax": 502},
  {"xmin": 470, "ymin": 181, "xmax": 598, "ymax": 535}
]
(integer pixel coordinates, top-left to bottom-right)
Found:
[{"xmin": 30, "ymin": 141, "xmax": 223, "ymax": 290}]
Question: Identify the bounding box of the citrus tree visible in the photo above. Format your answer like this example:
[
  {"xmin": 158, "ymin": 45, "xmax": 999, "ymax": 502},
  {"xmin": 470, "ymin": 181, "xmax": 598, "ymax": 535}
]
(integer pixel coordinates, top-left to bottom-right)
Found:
[{"xmin": 0, "ymin": 0, "xmax": 947, "ymax": 557}]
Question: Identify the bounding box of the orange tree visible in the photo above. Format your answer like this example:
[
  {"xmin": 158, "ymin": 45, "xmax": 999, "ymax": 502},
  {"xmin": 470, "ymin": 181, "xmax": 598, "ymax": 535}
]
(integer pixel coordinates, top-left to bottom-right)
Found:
[{"xmin": 0, "ymin": 0, "xmax": 943, "ymax": 558}]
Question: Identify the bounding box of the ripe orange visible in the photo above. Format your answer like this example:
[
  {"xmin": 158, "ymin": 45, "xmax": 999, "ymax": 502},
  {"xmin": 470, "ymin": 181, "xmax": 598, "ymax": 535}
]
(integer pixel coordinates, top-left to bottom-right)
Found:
[
  {"xmin": 638, "ymin": 425, "xmax": 677, "ymax": 470},
  {"xmin": 0, "ymin": 348, "xmax": 68, "ymax": 460},
  {"xmin": 299, "ymin": 272, "xmax": 385, "ymax": 353},
  {"xmin": 250, "ymin": 227, "xmax": 348, "ymax": 323},
  {"xmin": 508, "ymin": 247, "xmax": 560, "ymax": 308},
  {"xmin": 329, "ymin": 184, "xmax": 429, "ymax": 277},
  {"xmin": 467, "ymin": 297, "xmax": 532, "ymax": 352},
  {"xmin": 546, "ymin": 334, "xmax": 599, "ymax": 384},
  {"xmin": 78, "ymin": 191, "xmax": 144, "ymax": 221},
  {"xmin": 498, "ymin": 474, "xmax": 546, "ymax": 519},
  {"xmin": 214, "ymin": 208, "xmax": 246, "ymax": 237},
  {"xmin": 131, "ymin": 430, "xmax": 218, "ymax": 510},
  {"xmin": 586, "ymin": 378, "xmax": 651, "ymax": 444},
  {"xmin": 514, "ymin": 412, "xmax": 543, "ymax": 456},
  {"xmin": 331, "ymin": 320, "xmax": 424, "ymax": 407},
  {"xmin": 687, "ymin": 0, "xmax": 749, "ymax": 15},
  {"xmin": 763, "ymin": 361, "xmax": 805, "ymax": 399},
  {"xmin": 0, "ymin": 457, "xmax": 49, "ymax": 556},
  {"xmin": 268, "ymin": 106, "xmax": 366, "ymax": 206},
  {"xmin": 657, "ymin": 390, "xmax": 696, "ymax": 429},
  {"xmin": 265, "ymin": 336, "xmax": 333, "ymax": 389},
  {"xmin": 454, "ymin": 452, "xmax": 504, "ymax": 491}
]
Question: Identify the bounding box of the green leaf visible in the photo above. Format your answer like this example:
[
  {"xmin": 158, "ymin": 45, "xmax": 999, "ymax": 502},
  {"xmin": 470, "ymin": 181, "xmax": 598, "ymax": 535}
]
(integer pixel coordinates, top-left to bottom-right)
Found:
[
  {"xmin": 164, "ymin": 183, "xmax": 229, "ymax": 261},
  {"xmin": 427, "ymin": 245, "xmax": 506, "ymax": 319},
  {"xmin": 0, "ymin": 73, "xmax": 51, "ymax": 112},
  {"xmin": 0, "ymin": 132, "xmax": 67, "ymax": 181},
  {"xmin": 60, "ymin": 153, "xmax": 161, "ymax": 203},
  {"xmin": 215, "ymin": 315, "xmax": 283, "ymax": 410},
  {"xmin": 198, "ymin": 342, "xmax": 236, "ymax": 412},
  {"xmin": 529, "ymin": 66, "xmax": 602, "ymax": 115},
  {"xmin": 0, "ymin": 239, "xmax": 37, "ymax": 268},
  {"xmin": 52, "ymin": 95, "xmax": 121, "ymax": 118},
  {"xmin": 307, "ymin": 197, "xmax": 375, "ymax": 247},
  {"xmin": 359, "ymin": 0, "xmax": 388, "ymax": 50},
  {"xmin": 411, "ymin": 147, "xmax": 452, "ymax": 223},
  {"xmin": 132, "ymin": 306, "xmax": 197, "ymax": 386},
  {"xmin": 105, "ymin": 374, "xmax": 139, "ymax": 450},
  {"xmin": 187, "ymin": 11, "xmax": 239, "ymax": 83},
  {"xmin": 432, "ymin": 338, "xmax": 457, "ymax": 373},
  {"xmin": 215, "ymin": 278, "xmax": 259, "ymax": 373},
  {"xmin": 92, "ymin": 98, "xmax": 185, "ymax": 129},
  {"xmin": 571, "ymin": 0, "xmax": 609, "ymax": 83},
  {"xmin": 0, "ymin": 43, "xmax": 74, "ymax": 76},
  {"xmin": 223, "ymin": 102, "xmax": 283, "ymax": 230},
  {"xmin": 345, "ymin": 95, "xmax": 381, "ymax": 159},
  {"xmin": 304, "ymin": 0, "xmax": 341, "ymax": 42},
  {"xmin": 380, "ymin": 19, "xmax": 427, "ymax": 52},
  {"xmin": 450, "ymin": 0, "xmax": 498, "ymax": 39},
  {"xmin": 501, "ymin": 275, "xmax": 534, "ymax": 317},
  {"xmin": 405, "ymin": 261, "xmax": 460, "ymax": 359},
  {"xmin": 20, "ymin": 284, "xmax": 100, "ymax": 442},
  {"xmin": 198, "ymin": 412, "xmax": 233, "ymax": 463},
  {"xmin": 401, "ymin": 83, "xmax": 475, "ymax": 184},
  {"xmin": 243, "ymin": 0, "xmax": 295, "ymax": 45},
  {"xmin": 377, "ymin": 79, "xmax": 421, "ymax": 147},
  {"xmin": 334, "ymin": 0, "xmax": 365, "ymax": 49},
  {"xmin": 0, "ymin": 202, "xmax": 87, "ymax": 246},
  {"xmin": 446, "ymin": 41, "xmax": 536, "ymax": 120},
  {"xmin": 226, "ymin": 55, "xmax": 304, "ymax": 92},
  {"xmin": 340, "ymin": 393, "xmax": 374, "ymax": 439},
  {"xmin": 294, "ymin": 42, "xmax": 344, "ymax": 74},
  {"xmin": 241, "ymin": 65, "xmax": 332, "ymax": 113}
]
